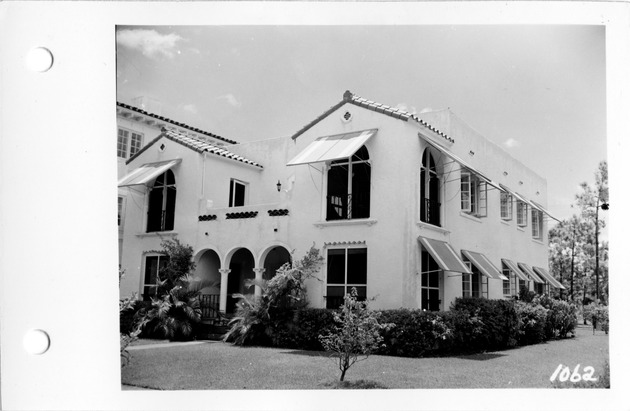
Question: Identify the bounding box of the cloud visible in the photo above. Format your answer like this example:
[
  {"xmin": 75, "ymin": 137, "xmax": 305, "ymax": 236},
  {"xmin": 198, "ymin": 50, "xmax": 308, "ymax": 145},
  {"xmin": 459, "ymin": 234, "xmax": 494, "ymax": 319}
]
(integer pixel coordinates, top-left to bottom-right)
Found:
[
  {"xmin": 182, "ymin": 104, "xmax": 198, "ymax": 115},
  {"xmin": 116, "ymin": 29, "xmax": 183, "ymax": 59},
  {"xmin": 395, "ymin": 103, "xmax": 417, "ymax": 115},
  {"xmin": 218, "ymin": 94, "xmax": 242, "ymax": 108},
  {"xmin": 503, "ymin": 138, "xmax": 521, "ymax": 148}
]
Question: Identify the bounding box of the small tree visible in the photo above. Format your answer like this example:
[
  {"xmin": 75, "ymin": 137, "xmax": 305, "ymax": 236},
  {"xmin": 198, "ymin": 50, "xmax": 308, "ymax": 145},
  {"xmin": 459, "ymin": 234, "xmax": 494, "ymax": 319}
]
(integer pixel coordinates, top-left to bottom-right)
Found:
[{"xmin": 319, "ymin": 288, "xmax": 393, "ymax": 382}]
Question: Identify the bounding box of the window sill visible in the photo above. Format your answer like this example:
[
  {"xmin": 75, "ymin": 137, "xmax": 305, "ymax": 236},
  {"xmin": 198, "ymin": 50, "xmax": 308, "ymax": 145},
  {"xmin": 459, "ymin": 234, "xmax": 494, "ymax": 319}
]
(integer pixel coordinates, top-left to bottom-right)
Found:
[
  {"xmin": 500, "ymin": 219, "xmax": 512, "ymax": 226},
  {"xmin": 314, "ymin": 219, "xmax": 377, "ymax": 228},
  {"xmin": 136, "ymin": 231, "xmax": 178, "ymax": 238},
  {"xmin": 531, "ymin": 238, "xmax": 545, "ymax": 245},
  {"xmin": 416, "ymin": 221, "xmax": 450, "ymax": 235},
  {"xmin": 459, "ymin": 212, "xmax": 483, "ymax": 223},
  {"xmin": 517, "ymin": 226, "xmax": 526, "ymax": 232}
]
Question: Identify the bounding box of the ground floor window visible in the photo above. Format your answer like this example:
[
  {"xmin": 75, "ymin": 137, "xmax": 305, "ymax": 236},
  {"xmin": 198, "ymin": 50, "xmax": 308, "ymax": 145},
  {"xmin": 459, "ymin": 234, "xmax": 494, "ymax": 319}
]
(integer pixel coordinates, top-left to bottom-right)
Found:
[
  {"xmin": 503, "ymin": 264, "xmax": 519, "ymax": 297},
  {"xmin": 143, "ymin": 254, "xmax": 169, "ymax": 301},
  {"xmin": 421, "ymin": 250, "xmax": 441, "ymax": 311},
  {"xmin": 462, "ymin": 263, "xmax": 488, "ymax": 298},
  {"xmin": 325, "ymin": 247, "xmax": 367, "ymax": 309},
  {"xmin": 534, "ymin": 282, "xmax": 545, "ymax": 294}
]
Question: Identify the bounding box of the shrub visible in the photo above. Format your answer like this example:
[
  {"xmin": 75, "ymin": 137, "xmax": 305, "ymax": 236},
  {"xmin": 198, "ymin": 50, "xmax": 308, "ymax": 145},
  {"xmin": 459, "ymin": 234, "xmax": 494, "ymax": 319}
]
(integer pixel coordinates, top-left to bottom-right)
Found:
[
  {"xmin": 449, "ymin": 298, "xmax": 520, "ymax": 351},
  {"xmin": 518, "ymin": 285, "xmax": 536, "ymax": 303},
  {"xmin": 515, "ymin": 302, "xmax": 548, "ymax": 345},
  {"xmin": 583, "ymin": 303, "xmax": 609, "ymax": 334},
  {"xmin": 273, "ymin": 308, "xmax": 336, "ymax": 350},
  {"xmin": 319, "ymin": 288, "xmax": 394, "ymax": 381},
  {"xmin": 377, "ymin": 309, "xmax": 451, "ymax": 357},
  {"xmin": 534, "ymin": 294, "xmax": 578, "ymax": 339},
  {"xmin": 137, "ymin": 237, "xmax": 212, "ymax": 341},
  {"xmin": 225, "ymin": 246, "xmax": 323, "ymax": 346}
]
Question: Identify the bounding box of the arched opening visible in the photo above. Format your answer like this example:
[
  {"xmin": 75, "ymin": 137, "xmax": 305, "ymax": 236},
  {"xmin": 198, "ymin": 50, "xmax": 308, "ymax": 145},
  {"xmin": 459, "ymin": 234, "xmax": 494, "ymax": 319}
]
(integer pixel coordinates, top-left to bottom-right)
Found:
[
  {"xmin": 263, "ymin": 246, "xmax": 292, "ymax": 280},
  {"xmin": 195, "ymin": 249, "xmax": 221, "ymax": 320},
  {"xmin": 420, "ymin": 148, "xmax": 440, "ymax": 226},
  {"xmin": 326, "ymin": 145, "xmax": 371, "ymax": 220},
  {"xmin": 227, "ymin": 248, "xmax": 255, "ymax": 314},
  {"xmin": 147, "ymin": 169, "xmax": 176, "ymax": 232}
]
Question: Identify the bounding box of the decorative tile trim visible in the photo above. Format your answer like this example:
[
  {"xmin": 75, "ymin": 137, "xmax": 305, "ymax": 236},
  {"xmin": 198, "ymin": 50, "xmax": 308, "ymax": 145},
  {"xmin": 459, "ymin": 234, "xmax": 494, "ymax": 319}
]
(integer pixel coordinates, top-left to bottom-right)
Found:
[
  {"xmin": 323, "ymin": 240, "xmax": 367, "ymax": 247},
  {"xmin": 267, "ymin": 209, "xmax": 290, "ymax": 216},
  {"xmin": 225, "ymin": 211, "xmax": 259, "ymax": 219},
  {"xmin": 198, "ymin": 214, "xmax": 218, "ymax": 222}
]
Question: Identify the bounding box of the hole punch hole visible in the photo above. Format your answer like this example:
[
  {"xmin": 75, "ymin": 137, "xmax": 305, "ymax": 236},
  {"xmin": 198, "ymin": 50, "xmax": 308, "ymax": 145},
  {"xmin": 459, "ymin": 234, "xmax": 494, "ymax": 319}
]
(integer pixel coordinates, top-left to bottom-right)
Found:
[
  {"xmin": 26, "ymin": 47, "xmax": 54, "ymax": 72},
  {"xmin": 23, "ymin": 329, "xmax": 50, "ymax": 355}
]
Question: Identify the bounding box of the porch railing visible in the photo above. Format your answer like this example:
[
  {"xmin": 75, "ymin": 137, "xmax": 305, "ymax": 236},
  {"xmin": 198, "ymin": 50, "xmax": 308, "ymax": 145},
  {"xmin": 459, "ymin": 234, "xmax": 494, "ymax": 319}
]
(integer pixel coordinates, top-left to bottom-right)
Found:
[{"xmin": 200, "ymin": 294, "xmax": 220, "ymax": 321}]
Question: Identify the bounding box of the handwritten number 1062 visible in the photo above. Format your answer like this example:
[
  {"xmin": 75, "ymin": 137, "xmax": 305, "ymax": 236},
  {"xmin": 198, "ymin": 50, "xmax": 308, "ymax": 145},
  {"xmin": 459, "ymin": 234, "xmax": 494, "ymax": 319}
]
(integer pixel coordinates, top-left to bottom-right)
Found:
[{"xmin": 550, "ymin": 364, "xmax": 598, "ymax": 383}]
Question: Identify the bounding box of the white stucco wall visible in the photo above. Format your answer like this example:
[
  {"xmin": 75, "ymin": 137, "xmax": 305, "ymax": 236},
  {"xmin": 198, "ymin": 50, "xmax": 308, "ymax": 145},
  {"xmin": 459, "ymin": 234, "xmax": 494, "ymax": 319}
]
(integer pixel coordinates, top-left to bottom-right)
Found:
[{"xmin": 119, "ymin": 102, "xmax": 551, "ymax": 312}]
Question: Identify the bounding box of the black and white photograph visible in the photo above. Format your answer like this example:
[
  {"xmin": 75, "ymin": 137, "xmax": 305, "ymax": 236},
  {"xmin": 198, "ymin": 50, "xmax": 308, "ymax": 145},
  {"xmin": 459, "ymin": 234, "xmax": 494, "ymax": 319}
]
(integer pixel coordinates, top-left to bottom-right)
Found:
[{"xmin": 1, "ymin": 2, "xmax": 629, "ymax": 410}]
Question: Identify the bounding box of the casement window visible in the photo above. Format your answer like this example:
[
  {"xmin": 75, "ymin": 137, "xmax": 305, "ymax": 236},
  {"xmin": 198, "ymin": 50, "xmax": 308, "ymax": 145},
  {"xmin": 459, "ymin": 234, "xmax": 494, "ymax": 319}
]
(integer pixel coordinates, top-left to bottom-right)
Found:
[
  {"xmin": 461, "ymin": 171, "xmax": 487, "ymax": 217},
  {"xmin": 534, "ymin": 282, "xmax": 545, "ymax": 295},
  {"xmin": 503, "ymin": 264, "xmax": 518, "ymax": 296},
  {"xmin": 516, "ymin": 200, "xmax": 528, "ymax": 227},
  {"xmin": 146, "ymin": 170, "xmax": 176, "ymax": 232},
  {"xmin": 117, "ymin": 127, "xmax": 143, "ymax": 159},
  {"xmin": 143, "ymin": 254, "xmax": 169, "ymax": 301},
  {"xmin": 463, "ymin": 262, "xmax": 488, "ymax": 298},
  {"xmin": 325, "ymin": 248, "xmax": 367, "ymax": 309},
  {"xmin": 326, "ymin": 146, "xmax": 371, "ymax": 220},
  {"xmin": 500, "ymin": 192, "xmax": 513, "ymax": 221},
  {"xmin": 421, "ymin": 250, "xmax": 442, "ymax": 311},
  {"xmin": 420, "ymin": 149, "xmax": 441, "ymax": 226},
  {"xmin": 502, "ymin": 271, "xmax": 511, "ymax": 295},
  {"xmin": 229, "ymin": 179, "xmax": 247, "ymax": 207},
  {"xmin": 531, "ymin": 209, "xmax": 543, "ymax": 239}
]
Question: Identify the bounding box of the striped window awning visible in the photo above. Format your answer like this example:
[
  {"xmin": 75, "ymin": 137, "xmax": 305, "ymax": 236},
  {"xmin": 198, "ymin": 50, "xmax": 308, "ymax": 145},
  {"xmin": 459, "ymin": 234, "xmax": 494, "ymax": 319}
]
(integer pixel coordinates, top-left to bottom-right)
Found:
[
  {"xmin": 462, "ymin": 250, "xmax": 508, "ymax": 280},
  {"xmin": 501, "ymin": 259, "xmax": 529, "ymax": 281},
  {"xmin": 517, "ymin": 263, "xmax": 545, "ymax": 284},
  {"xmin": 418, "ymin": 237, "xmax": 472, "ymax": 274},
  {"xmin": 287, "ymin": 129, "xmax": 377, "ymax": 166},
  {"xmin": 533, "ymin": 267, "xmax": 566, "ymax": 290},
  {"xmin": 118, "ymin": 159, "xmax": 181, "ymax": 187}
]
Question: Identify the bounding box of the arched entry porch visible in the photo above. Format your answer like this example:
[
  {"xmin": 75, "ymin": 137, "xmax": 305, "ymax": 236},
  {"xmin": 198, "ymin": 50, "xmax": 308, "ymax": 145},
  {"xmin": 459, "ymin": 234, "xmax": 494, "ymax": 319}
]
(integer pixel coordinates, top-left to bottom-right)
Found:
[
  {"xmin": 226, "ymin": 248, "xmax": 256, "ymax": 315},
  {"xmin": 262, "ymin": 246, "xmax": 292, "ymax": 280},
  {"xmin": 195, "ymin": 249, "xmax": 222, "ymax": 321}
]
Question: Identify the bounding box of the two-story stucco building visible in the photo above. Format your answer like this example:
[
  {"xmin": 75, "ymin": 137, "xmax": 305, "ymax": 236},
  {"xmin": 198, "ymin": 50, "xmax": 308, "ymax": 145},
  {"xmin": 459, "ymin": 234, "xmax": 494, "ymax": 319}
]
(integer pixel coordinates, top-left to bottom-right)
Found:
[{"xmin": 118, "ymin": 91, "xmax": 565, "ymax": 316}]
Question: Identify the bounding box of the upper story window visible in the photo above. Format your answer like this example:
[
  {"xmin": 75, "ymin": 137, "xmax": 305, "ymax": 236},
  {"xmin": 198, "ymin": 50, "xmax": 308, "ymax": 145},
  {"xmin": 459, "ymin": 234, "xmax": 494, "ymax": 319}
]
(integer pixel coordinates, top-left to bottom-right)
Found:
[
  {"xmin": 500, "ymin": 192, "xmax": 513, "ymax": 221},
  {"xmin": 516, "ymin": 200, "xmax": 528, "ymax": 227},
  {"xmin": 229, "ymin": 179, "xmax": 247, "ymax": 207},
  {"xmin": 117, "ymin": 127, "xmax": 143, "ymax": 159},
  {"xmin": 325, "ymin": 247, "xmax": 367, "ymax": 309},
  {"xmin": 420, "ymin": 149, "xmax": 440, "ymax": 226},
  {"xmin": 531, "ymin": 209, "xmax": 543, "ymax": 239},
  {"xmin": 460, "ymin": 171, "xmax": 487, "ymax": 217},
  {"xmin": 326, "ymin": 146, "xmax": 371, "ymax": 220},
  {"xmin": 147, "ymin": 170, "xmax": 176, "ymax": 232}
]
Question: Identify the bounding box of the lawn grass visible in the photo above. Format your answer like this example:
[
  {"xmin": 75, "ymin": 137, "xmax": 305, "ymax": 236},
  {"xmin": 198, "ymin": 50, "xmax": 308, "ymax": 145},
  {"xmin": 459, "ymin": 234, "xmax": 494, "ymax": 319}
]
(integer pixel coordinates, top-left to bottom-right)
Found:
[{"xmin": 122, "ymin": 325, "xmax": 609, "ymax": 390}]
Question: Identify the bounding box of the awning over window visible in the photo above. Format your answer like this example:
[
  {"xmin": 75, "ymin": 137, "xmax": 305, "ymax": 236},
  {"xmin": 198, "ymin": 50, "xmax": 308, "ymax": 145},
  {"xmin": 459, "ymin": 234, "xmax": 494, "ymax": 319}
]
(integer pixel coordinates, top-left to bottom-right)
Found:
[
  {"xmin": 461, "ymin": 250, "xmax": 508, "ymax": 280},
  {"xmin": 287, "ymin": 129, "xmax": 377, "ymax": 166},
  {"xmin": 423, "ymin": 139, "xmax": 504, "ymax": 191},
  {"xmin": 517, "ymin": 263, "xmax": 545, "ymax": 284},
  {"xmin": 530, "ymin": 200, "xmax": 561, "ymax": 222},
  {"xmin": 533, "ymin": 267, "xmax": 566, "ymax": 290},
  {"xmin": 418, "ymin": 237, "xmax": 472, "ymax": 274},
  {"xmin": 501, "ymin": 259, "xmax": 529, "ymax": 281},
  {"xmin": 118, "ymin": 159, "xmax": 181, "ymax": 187}
]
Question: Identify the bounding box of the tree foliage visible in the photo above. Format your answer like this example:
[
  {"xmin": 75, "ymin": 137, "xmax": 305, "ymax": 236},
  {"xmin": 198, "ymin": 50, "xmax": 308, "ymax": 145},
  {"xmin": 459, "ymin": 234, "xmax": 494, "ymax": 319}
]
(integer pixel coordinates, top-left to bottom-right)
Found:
[
  {"xmin": 319, "ymin": 288, "xmax": 394, "ymax": 382},
  {"xmin": 224, "ymin": 245, "xmax": 324, "ymax": 346},
  {"xmin": 138, "ymin": 237, "xmax": 213, "ymax": 341}
]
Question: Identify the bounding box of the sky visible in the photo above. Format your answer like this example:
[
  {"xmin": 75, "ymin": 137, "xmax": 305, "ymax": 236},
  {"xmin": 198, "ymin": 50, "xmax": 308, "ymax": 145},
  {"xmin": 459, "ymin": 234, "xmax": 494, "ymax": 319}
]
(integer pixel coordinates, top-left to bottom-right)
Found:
[{"xmin": 116, "ymin": 24, "xmax": 607, "ymax": 232}]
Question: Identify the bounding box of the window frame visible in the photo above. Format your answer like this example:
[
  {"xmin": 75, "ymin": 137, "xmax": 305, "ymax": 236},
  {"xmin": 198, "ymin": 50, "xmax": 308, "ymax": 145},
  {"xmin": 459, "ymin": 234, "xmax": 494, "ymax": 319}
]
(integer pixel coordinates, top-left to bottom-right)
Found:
[
  {"xmin": 420, "ymin": 148, "xmax": 441, "ymax": 226},
  {"xmin": 531, "ymin": 208, "xmax": 543, "ymax": 239},
  {"xmin": 229, "ymin": 178, "xmax": 248, "ymax": 207},
  {"xmin": 516, "ymin": 200, "xmax": 528, "ymax": 227},
  {"xmin": 461, "ymin": 170, "xmax": 487, "ymax": 218},
  {"xmin": 326, "ymin": 146, "xmax": 371, "ymax": 221},
  {"xmin": 324, "ymin": 246, "xmax": 368, "ymax": 309},
  {"xmin": 463, "ymin": 261, "xmax": 488, "ymax": 298},
  {"xmin": 142, "ymin": 254, "xmax": 169, "ymax": 301},
  {"xmin": 421, "ymin": 249, "xmax": 442, "ymax": 311},
  {"xmin": 146, "ymin": 170, "xmax": 177, "ymax": 233},
  {"xmin": 500, "ymin": 191, "xmax": 513, "ymax": 221},
  {"xmin": 117, "ymin": 126, "xmax": 144, "ymax": 159}
]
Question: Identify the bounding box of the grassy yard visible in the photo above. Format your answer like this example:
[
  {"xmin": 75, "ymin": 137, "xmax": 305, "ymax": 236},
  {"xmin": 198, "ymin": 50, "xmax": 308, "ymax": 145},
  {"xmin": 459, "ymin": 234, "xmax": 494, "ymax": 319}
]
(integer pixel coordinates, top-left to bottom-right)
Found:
[{"xmin": 122, "ymin": 325, "xmax": 609, "ymax": 390}]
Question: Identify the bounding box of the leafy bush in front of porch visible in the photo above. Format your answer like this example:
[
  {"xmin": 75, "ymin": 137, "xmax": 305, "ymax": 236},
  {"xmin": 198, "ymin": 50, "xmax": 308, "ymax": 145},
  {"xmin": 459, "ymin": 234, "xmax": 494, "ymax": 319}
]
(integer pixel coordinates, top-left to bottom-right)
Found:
[
  {"xmin": 514, "ymin": 301, "xmax": 548, "ymax": 345},
  {"xmin": 136, "ymin": 237, "xmax": 213, "ymax": 341},
  {"xmin": 224, "ymin": 246, "xmax": 324, "ymax": 346},
  {"xmin": 533, "ymin": 294, "xmax": 578, "ymax": 339},
  {"xmin": 376, "ymin": 309, "xmax": 451, "ymax": 357}
]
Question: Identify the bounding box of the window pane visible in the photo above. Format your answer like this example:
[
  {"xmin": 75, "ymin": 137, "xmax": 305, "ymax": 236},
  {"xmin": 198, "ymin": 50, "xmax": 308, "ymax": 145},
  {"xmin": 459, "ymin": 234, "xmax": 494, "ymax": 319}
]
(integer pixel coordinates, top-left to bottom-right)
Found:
[
  {"xmin": 130, "ymin": 132, "xmax": 143, "ymax": 157},
  {"xmin": 117, "ymin": 128, "xmax": 128, "ymax": 158},
  {"xmin": 347, "ymin": 248, "xmax": 367, "ymax": 284},
  {"xmin": 349, "ymin": 286, "xmax": 367, "ymax": 301},
  {"xmin": 146, "ymin": 186, "xmax": 164, "ymax": 232},
  {"xmin": 234, "ymin": 182, "xmax": 246, "ymax": 206},
  {"xmin": 326, "ymin": 286, "xmax": 345, "ymax": 309},
  {"xmin": 327, "ymin": 249, "xmax": 346, "ymax": 284},
  {"xmin": 429, "ymin": 270, "xmax": 439, "ymax": 288},
  {"xmin": 428, "ymin": 289, "xmax": 440, "ymax": 311},
  {"xmin": 351, "ymin": 162, "xmax": 371, "ymax": 219},
  {"xmin": 164, "ymin": 186, "xmax": 176, "ymax": 231}
]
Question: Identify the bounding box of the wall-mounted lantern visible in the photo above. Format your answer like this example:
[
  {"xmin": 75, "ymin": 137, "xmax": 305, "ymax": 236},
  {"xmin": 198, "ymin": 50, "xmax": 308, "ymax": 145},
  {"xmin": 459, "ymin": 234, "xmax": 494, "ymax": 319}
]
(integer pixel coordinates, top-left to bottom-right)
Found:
[{"xmin": 276, "ymin": 180, "xmax": 282, "ymax": 192}]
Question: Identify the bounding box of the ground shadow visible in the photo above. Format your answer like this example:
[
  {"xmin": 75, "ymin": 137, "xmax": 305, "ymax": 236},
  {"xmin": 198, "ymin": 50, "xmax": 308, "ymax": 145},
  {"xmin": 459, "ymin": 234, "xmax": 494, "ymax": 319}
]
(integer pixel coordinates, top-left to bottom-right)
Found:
[
  {"xmin": 280, "ymin": 349, "xmax": 328, "ymax": 358},
  {"xmin": 454, "ymin": 353, "xmax": 507, "ymax": 361}
]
